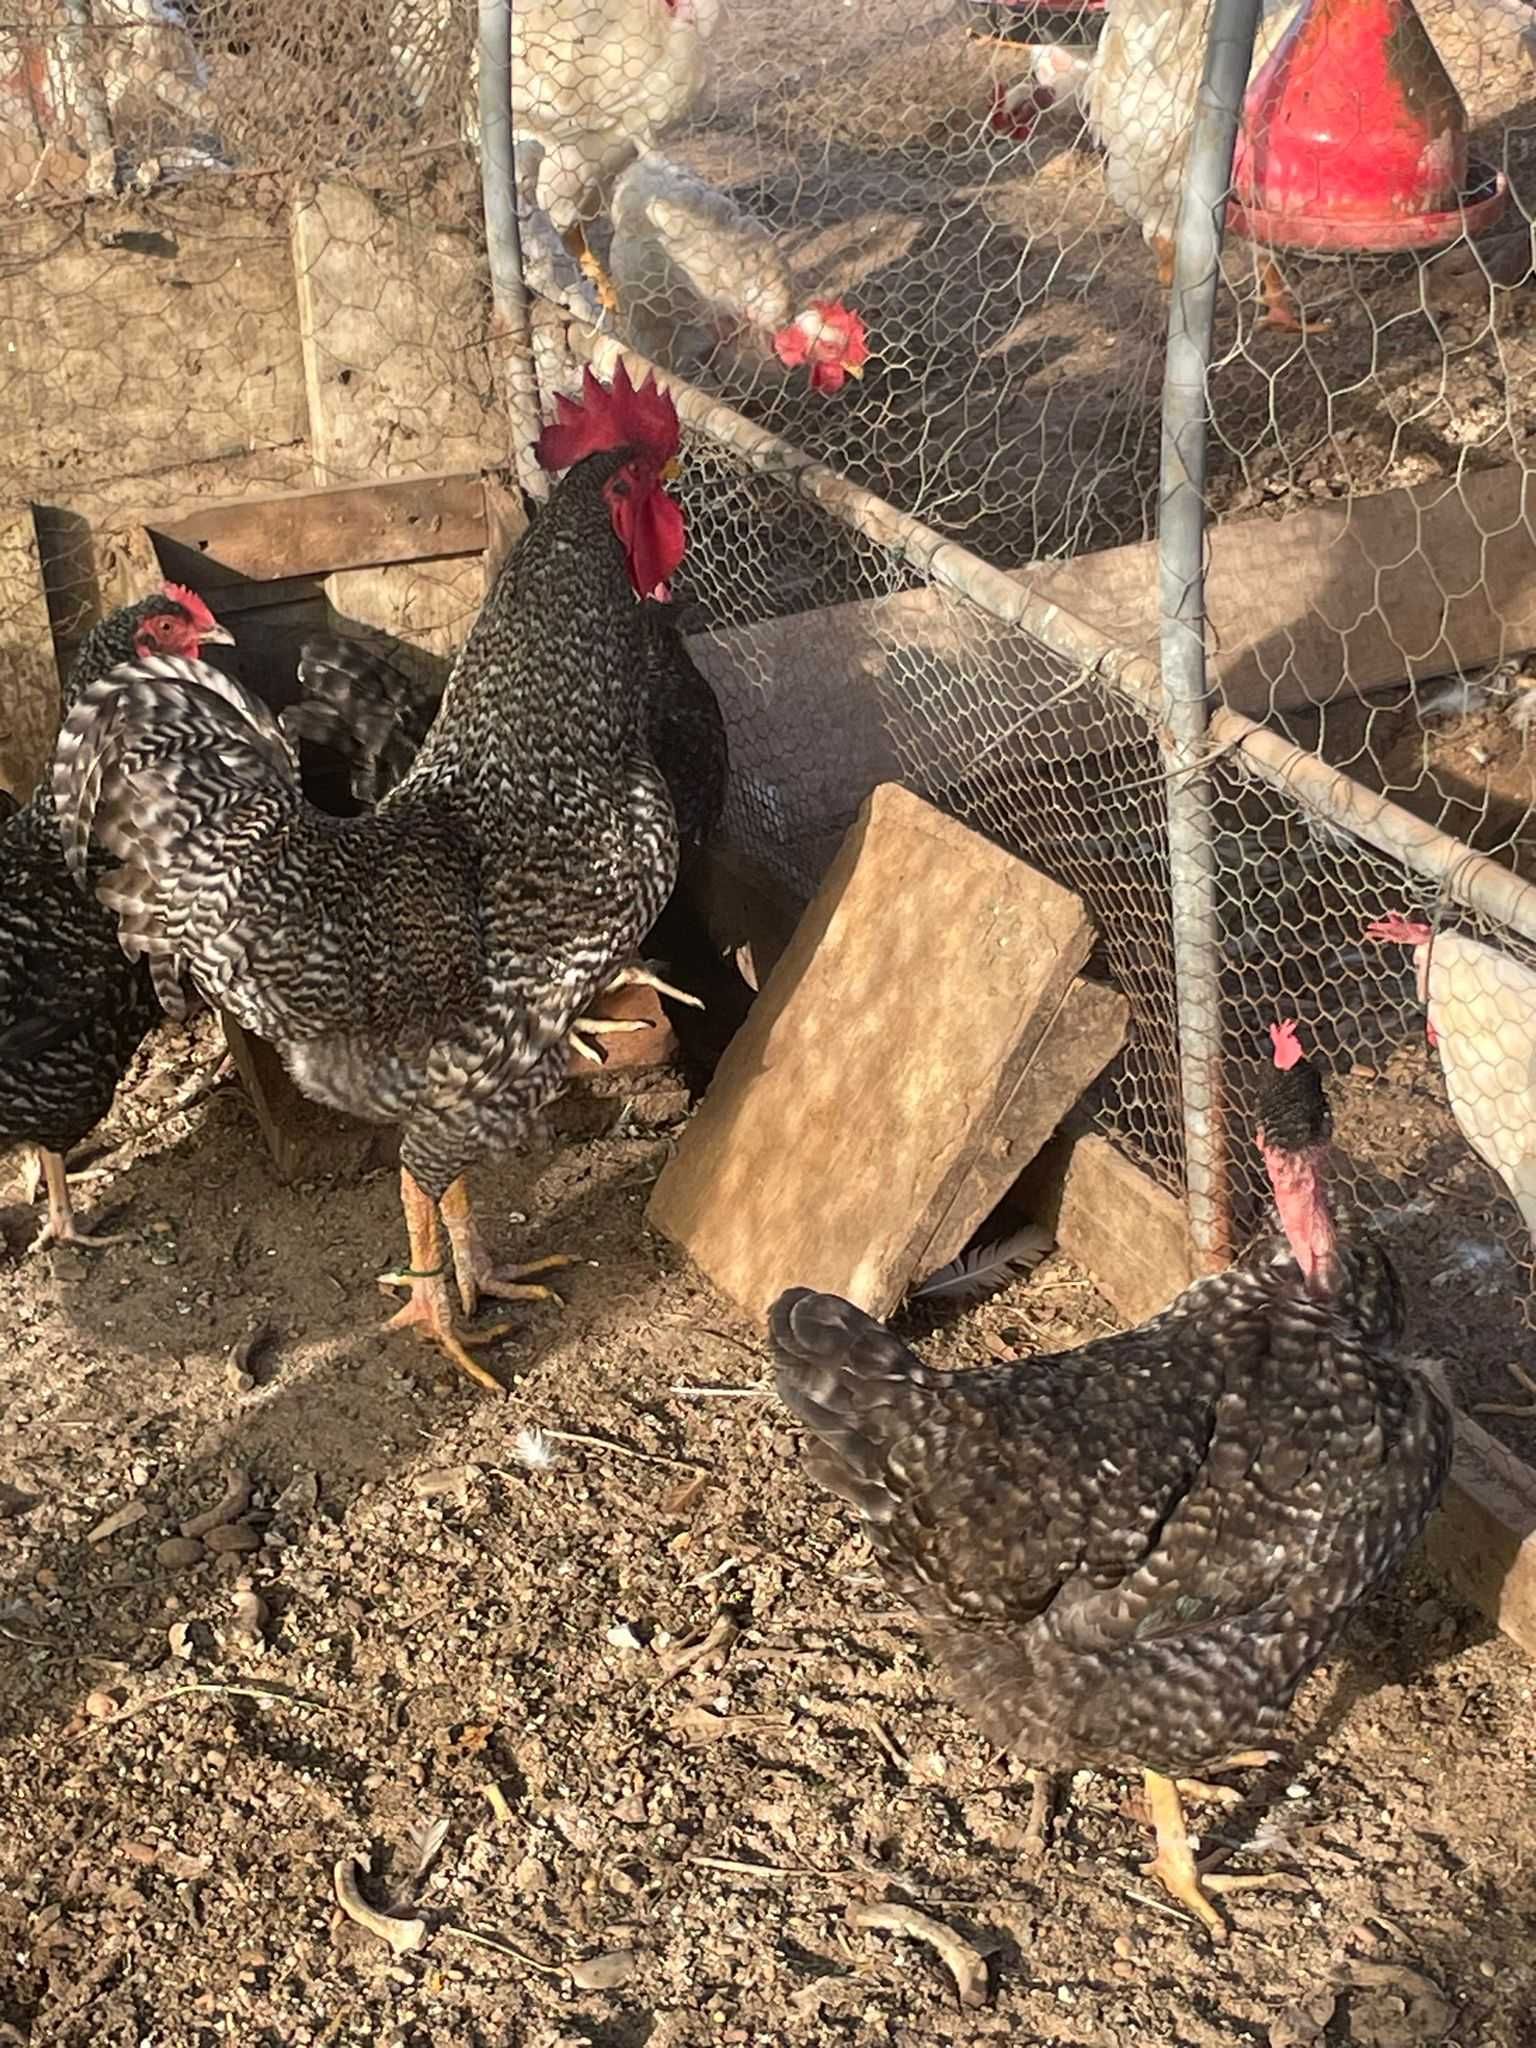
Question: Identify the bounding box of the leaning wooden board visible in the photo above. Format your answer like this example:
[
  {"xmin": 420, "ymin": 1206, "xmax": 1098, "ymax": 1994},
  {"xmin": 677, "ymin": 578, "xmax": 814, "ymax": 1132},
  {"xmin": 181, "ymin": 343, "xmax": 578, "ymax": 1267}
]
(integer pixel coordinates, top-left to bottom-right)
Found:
[{"xmin": 649, "ymin": 784, "xmax": 1129, "ymax": 1322}]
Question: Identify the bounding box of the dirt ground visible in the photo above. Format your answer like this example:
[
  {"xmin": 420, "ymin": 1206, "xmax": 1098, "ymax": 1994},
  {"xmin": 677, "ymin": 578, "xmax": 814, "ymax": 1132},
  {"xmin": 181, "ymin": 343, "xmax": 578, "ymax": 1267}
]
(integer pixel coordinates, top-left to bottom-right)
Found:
[{"xmin": 3, "ymin": 1025, "xmax": 1536, "ymax": 2048}]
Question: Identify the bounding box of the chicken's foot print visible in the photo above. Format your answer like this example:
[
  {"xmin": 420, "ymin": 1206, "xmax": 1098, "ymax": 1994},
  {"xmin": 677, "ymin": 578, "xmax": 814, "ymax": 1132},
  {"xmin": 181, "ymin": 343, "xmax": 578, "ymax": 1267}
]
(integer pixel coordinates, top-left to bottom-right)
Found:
[
  {"xmin": 28, "ymin": 1149, "xmax": 131, "ymax": 1253},
  {"xmin": 439, "ymin": 1175, "xmax": 576, "ymax": 1320}
]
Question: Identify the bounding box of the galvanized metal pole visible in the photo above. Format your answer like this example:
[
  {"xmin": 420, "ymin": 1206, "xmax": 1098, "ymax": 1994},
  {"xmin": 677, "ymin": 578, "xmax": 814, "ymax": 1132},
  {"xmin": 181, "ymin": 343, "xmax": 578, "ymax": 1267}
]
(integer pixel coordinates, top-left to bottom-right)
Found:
[
  {"xmin": 1159, "ymin": 0, "xmax": 1261, "ymax": 1270},
  {"xmin": 479, "ymin": 0, "xmax": 546, "ymax": 501}
]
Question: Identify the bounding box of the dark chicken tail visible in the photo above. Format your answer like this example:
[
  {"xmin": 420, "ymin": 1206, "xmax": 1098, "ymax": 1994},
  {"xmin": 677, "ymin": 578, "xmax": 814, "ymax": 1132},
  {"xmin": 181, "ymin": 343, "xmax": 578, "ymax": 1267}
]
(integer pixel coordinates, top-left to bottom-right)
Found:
[
  {"xmin": 53, "ymin": 655, "xmax": 300, "ymax": 1017},
  {"xmin": 288, "ymin": 637, "xmax": 435, "ymax": 805},
  {"xmin": 769, "ymin": 1288, "xmax": 934, "ymax": 1524}
]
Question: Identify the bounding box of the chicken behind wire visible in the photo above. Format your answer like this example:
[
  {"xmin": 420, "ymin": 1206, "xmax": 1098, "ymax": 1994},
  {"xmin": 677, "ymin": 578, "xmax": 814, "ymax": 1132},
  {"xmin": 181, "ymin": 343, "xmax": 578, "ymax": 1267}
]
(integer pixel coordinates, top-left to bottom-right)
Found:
[
  {"xmin": 1, "ymin": 586, "xmax": 233, "ymax": 1249},
  {"xmin": 54, "ymin": 370, "xmax": 687, "ymax": 1386},
  {"xmin": 771, "ymin": 1021, "xmax": 1451, "ymax": 1939}
]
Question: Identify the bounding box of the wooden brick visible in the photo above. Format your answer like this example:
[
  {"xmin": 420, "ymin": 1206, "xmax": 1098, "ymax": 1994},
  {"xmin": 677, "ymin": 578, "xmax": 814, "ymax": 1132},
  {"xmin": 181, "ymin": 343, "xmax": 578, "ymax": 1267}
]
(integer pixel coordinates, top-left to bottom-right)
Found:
[
  {"xmin": 647, "ymin": 784, "xmax": 1102, "ymax": 1323},
  {"xmin": 1019, "ymin": 1130, "xmax": 1197, "ymax": 1326}
]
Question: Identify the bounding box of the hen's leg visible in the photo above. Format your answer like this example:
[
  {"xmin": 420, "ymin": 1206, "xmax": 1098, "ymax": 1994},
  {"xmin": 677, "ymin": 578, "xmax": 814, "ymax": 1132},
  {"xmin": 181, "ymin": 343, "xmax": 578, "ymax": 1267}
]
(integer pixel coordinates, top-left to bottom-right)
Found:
[
  {"xmin": 28, "ymin": 1149, "xmax": 132, "ymax": 1252},
  {"xmin": 1257, "ymin": 256, "xmax": 1332, "ymax": 334},
  {"xmin": 560, "ymin": 222, "xmax": 619, "ymax": 315},
  {"xmin": 440, "ymin": 1175, "xmax": 576, "ymax": 1320},
  {"xmin": 1152, "ymin": 231, "xmax": 1177, "ymax": 291},
  {"xmin": 1140, "ymin": 1770, "xmax": 1280, "ymax": 1942},
  {"xmin": 380, "ymin": 1168, "xmax": 516, "ymax": 1392}
]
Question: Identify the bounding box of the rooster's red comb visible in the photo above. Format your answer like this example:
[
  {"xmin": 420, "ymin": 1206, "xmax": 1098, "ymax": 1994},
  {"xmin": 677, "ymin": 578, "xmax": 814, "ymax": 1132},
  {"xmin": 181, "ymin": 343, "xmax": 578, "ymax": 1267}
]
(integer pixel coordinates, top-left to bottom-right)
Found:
[
  {"xmin": 535, "ymin": 362, "xmax": 680, "ymax": 475},
  {"xmin": 1269, "ymin": 1019, "xmax": 1305, "ymax": 1071},
  {"xmin": 161, "ymin": 581, "xmax": 219, "ymax": 634}
]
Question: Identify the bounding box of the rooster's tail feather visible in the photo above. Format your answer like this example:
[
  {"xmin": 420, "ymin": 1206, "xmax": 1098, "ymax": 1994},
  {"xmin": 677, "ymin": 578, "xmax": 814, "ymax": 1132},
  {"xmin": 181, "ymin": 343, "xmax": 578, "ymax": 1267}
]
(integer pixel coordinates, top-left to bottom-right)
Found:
[
  {"xmin": 289, "ymin": 638, "xmax": 432, "ymax": 804},
  {"xmin": 53, "ymin": 655, "xmax": 300, "ymax": 1014},
  {"xmin": 769, "ymin": 1288, "xmax": 935, "ymax": 1524}
]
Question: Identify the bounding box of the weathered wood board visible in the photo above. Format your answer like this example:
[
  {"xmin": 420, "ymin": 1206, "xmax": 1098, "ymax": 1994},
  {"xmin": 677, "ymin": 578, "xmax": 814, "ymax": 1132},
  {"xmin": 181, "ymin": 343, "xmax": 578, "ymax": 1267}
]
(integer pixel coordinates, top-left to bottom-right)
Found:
[{"xmin": 648, "ymin": 784, "xmax": 1114, "ymax": 1322}]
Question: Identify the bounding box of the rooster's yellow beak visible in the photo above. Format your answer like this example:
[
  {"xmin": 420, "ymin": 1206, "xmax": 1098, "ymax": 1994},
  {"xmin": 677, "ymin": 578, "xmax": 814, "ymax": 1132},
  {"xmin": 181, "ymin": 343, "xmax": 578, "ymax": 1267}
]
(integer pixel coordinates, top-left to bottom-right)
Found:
[{"xmin": 662, "ymin": 457, "xmax": 682, "ymax": 482}]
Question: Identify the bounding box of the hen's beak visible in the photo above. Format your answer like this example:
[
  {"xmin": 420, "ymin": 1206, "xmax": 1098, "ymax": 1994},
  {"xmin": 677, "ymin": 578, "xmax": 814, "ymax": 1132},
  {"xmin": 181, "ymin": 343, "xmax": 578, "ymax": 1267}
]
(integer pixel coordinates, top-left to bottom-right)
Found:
[
  {"xmin": 200, "ymin": 623, "xmax": 237, "ymax": 646},
  {"xmin": 662, "ymin": 457, "xmax": 682, "ymax": 483}
]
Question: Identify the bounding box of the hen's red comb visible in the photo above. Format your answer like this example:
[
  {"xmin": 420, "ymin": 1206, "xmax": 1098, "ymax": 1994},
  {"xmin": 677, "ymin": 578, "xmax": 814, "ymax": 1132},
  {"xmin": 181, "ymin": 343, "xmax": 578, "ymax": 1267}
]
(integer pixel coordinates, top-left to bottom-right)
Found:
[
  {"xmin": 535, "ymin": 362, "xmax": 680, "ymax": 475},
  {"xmin": 1269, "ymin": 1019, "xmax": 1306, "ymax": 1070},
  {"xmin": 161, "ymin": 581, "xmax": 219, "ymax": 634}
]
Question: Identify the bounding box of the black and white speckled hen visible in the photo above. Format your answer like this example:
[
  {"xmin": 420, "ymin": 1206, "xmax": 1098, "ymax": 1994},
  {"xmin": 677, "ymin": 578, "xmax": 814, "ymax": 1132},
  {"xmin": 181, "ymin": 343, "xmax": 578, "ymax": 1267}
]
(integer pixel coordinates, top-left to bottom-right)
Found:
[
  {"xmin": 771, "ymin": 1021, "xmax": 1453, "ymax": 1938},
  {"xmin": 1, "ymin": 585, "xmax": 232, "ymax": 1249},
  {"xmin": 285, "ymin": 591, "xmax": 728, "ymax": 1069},
  {"xmin": 52, "ymin": 366, "xmax": 686, "ymax": 1389}
]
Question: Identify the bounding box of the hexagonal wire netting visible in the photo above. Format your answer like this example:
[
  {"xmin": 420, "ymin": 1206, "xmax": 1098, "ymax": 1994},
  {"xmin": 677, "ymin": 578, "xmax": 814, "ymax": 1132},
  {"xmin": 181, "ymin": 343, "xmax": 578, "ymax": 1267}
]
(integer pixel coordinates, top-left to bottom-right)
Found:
[{"xmin": 2, "ymin": 0, "xmax": 1535, "ymax": 1400}]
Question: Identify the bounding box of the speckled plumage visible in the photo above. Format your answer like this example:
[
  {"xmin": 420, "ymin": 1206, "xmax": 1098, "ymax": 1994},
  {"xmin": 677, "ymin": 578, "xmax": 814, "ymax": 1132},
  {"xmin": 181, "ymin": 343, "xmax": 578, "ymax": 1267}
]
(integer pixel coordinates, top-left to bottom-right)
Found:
[
  {"xmin": 54, "ymin": 449, "xmax": 680, "ymax": 1203},
  {"xmin": 771, "ymin": 1215, "xmax": 1451, "ymax": 1780},
  {"xmin": 287, "ymin": 598, "xmax": 726, "ymax": 858},
  {"xmin": 0, "ymin": 598, "xmax": 203, "ymax": 1162}
]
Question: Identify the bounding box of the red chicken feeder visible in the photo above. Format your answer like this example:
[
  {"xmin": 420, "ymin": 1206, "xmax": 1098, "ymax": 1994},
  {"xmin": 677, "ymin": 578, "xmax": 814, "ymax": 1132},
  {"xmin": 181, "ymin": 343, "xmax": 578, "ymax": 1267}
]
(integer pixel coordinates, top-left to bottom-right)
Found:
[
  {"xmin": 968, "ymin": 0, "xmax": 1108, "ymax": 51},
  {"xmin": 1228, "ymin": 0, "xmax": 1508, "ymax": 257}
]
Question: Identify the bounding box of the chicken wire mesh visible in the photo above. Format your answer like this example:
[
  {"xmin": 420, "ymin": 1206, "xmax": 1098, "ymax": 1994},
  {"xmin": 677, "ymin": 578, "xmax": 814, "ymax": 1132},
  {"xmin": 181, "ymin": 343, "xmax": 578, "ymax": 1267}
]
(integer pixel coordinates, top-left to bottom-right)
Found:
[{"xmin": 2, "ymin": 0, "xmax": 1536, "ymax": 1364}]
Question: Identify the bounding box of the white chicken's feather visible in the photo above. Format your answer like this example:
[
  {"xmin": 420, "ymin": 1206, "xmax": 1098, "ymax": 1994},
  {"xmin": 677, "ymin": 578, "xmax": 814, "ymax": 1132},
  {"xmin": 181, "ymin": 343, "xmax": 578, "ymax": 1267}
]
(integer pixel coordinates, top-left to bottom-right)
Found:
[{"xmin": 510, "ymin": 0, "xmax": 720, "ymax": 235}]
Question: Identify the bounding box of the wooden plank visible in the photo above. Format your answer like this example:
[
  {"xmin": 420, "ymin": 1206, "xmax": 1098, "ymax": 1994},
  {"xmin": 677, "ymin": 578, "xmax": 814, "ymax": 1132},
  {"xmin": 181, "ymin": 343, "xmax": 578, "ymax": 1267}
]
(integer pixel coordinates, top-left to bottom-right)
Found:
[
  {"xmin": 1018, "ymin": 1130, "xmax": 1197, "ymax": 1327},
  {"xmin": 1020, "ymin": 463, "xmax": 1536, "ymax": 716},
  {"xmin": 648, "ymin": 783, "xmax": 1101, "ymax": 1324},
  {"xmin": 1, "ymin": 511, "xmax": 69, "ymax": 796},
  {"xmin": 143, "ymin": 473, "xmax": 489, "ymax": 586},
  {"xmin": 914, "ymin": 978, "xmax": 1129, "ymax": 1286},
  {"xmin": 1425, "ymin": 1406, "xmax": 1536, "ymax": 1662}
]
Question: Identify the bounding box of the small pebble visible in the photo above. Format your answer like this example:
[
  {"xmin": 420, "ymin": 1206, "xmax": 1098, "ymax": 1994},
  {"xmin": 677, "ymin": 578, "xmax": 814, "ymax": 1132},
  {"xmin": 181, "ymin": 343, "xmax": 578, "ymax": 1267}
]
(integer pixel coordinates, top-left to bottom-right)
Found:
[
  {"xmin": 205, "ymin": 1521, "xmax": 262, "ymax": 1555},
  {"xmin": 84, "ymin": 1690, "xmax": 119, "ymax": 1719},
  {"xmin": 156, "ymin": 1536, "xmax": 207, "ymax": 1569},
  {"xmin": 569, "ymin": 1950, "xmax": 637, "ymax": 1992}
]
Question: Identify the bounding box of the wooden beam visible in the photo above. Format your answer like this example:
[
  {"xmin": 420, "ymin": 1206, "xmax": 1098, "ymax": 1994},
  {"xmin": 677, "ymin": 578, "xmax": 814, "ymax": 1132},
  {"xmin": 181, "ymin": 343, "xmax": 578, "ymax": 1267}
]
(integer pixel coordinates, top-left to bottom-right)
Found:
[
  {"xmin": 1019, "ymin": 461, "xmax": 1536, "ymax": 716},
  {"xmin": 143, "ymin": 472, "xmax": 488, "ymax": 586}
]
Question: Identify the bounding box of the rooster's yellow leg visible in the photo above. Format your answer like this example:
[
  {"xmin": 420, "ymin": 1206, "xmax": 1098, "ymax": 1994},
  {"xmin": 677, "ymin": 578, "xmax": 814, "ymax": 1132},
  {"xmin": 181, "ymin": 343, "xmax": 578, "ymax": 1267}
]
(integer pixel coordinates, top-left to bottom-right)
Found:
[
  {"xmin": 380, "ymin": 1168, "xmax": 515, "ymax": 1392},
  {"xmin": 29, "ymin": 1148, "xmax": 131, "ymax": 1253},
  {"xmin": 1141, "ymin": 1769, "xmax": 1289, "ymax": 1942},
  {"xmin": 439, "ymin": 1175, "xmax": 577, "ymax": 1320},
  {"xmin": 560, "ymin": 221, "xmax": 620, "ymax": 314},
  {"xmin": 1152, "ymin": 231, "xmax": 1177, "ymax": 291}
]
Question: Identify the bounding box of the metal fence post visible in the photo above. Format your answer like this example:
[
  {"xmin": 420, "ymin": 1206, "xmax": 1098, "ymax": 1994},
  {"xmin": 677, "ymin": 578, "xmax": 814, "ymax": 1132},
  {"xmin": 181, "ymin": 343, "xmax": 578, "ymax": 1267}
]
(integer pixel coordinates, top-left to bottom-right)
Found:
[
  {"xmin": 1159, "ymin": 0, "xmax": 1261, "ymax": 1270},
  {"xmin": 479, "ymin": 0, "xmax": 546, "ymax": 501}
]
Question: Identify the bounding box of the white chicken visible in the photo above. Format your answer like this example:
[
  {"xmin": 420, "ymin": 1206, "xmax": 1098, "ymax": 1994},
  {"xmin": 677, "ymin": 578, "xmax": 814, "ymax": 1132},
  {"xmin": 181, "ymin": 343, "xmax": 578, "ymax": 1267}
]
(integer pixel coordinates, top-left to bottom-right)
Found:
[
  {"xmin": 1367, "ymin": 912, "xmax": 1536, "ymax": 1250},
  {"xmin": 1087, "ymin": 0, "xmax": 1305, "ymax": 323},
  {"xmin": 608, "ymin": 151, "xmax": 870, "ymax": 394},
  {"xmin": 511, "ymin": 0, "xmax": 721, "ymax": 312}
]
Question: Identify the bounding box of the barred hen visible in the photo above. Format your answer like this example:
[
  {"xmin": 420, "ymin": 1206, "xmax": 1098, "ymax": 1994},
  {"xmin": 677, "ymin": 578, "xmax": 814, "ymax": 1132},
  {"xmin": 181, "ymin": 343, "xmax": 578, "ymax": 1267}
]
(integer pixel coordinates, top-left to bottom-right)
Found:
[
  {"xmin": 771, "ymin": 1021, "xmax": 1452, "ymax": 1938},
  {"xmin": 287, "ymin": 594, "xmax": 728, "ymax": 1063},
  {"xmin": 54, "ymin": 367, "xmax": 686, "ymax": 1389},
  {"xmin": 1, "ymin": 586, "xmax": 232, "ymax": 1248}
]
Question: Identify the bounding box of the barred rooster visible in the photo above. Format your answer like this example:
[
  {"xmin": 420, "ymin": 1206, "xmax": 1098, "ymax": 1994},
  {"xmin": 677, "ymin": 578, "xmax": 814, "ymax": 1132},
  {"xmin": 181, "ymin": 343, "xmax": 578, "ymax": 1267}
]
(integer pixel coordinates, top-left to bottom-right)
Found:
[
  {"xmin": 771, "ymin": 1021, "xmax": 1451, "ymax": 1938},
  {"xmin": 286, "ymin": 595, "xmax": 727, "ymax": 1068},
  {"xmin": 54, "ymin": 367, "xmax": 687, "ymax": 1389},
  {"xmin": 1, "ymin": 585, "xmax": 232, "ymax": 1248}
]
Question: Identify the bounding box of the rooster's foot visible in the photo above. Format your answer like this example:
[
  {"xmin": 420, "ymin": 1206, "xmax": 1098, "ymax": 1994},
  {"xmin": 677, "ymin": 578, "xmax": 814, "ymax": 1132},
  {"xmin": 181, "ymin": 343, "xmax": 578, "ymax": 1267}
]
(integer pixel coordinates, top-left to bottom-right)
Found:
[
  {"xmin": 605, "ymin": 963, "xmax": 705, "ymax": 1011},
  {"xmin": 570, "ymin": 1016, "xmax": 653, "ymax": 1065},
  {"xmin": 1258, "ymin": 259, "xmax": 1332, "ymax": 335},
  {"xmin": 27, "ymin": 1150, "xmax": 130, "ymax": 1253},
  {"xmin": 379, "ymin": 1268, "xmax": 514, "ymax": 1392},
  {"xmin": 440, "ymin": 1176, "xmax": 575, "ymax": 1319}
]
